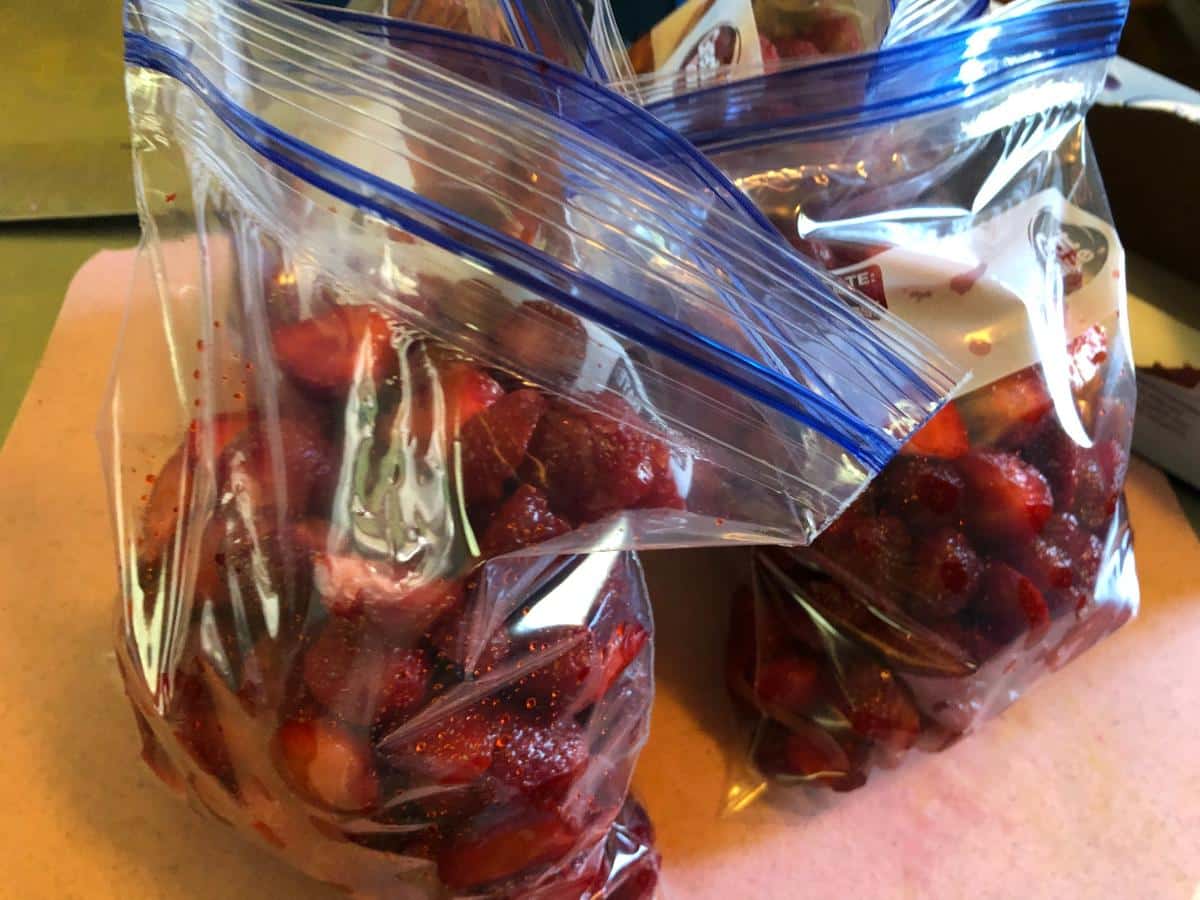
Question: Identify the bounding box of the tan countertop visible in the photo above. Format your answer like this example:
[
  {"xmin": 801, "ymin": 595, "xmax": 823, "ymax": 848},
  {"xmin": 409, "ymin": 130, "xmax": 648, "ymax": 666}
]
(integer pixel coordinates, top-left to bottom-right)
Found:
[{"xmin": 2, "ymin": 249, "xmax": 1198, "ymax": 899}]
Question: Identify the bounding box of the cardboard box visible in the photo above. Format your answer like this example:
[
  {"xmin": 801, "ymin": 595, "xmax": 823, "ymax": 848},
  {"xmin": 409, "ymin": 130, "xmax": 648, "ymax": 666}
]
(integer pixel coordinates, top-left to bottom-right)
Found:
[{"xmin": 1090, "ymin": 64, "xmax": 1200, "ymax": 488}]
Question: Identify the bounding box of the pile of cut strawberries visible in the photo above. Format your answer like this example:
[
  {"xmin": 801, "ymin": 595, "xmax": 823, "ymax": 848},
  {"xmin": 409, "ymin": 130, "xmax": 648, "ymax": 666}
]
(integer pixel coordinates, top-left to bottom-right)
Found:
[
  {"xmin": 131, "ymin": 298, "xmax": 673, "ymax": 898},
  {"xmin": 726, "ymin": 326, "xmax": 1133, "ymax": 791}
]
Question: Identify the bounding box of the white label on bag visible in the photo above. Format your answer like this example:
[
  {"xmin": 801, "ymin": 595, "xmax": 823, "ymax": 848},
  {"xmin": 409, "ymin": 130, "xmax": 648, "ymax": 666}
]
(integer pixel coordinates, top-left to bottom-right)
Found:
[
  {"xmin": 644, "ymin": 0, "xmax": 764, "ymax": 84},
  {"xmin": 826, "ymin": 189, "xmax": 1125, "ymax": 396}
]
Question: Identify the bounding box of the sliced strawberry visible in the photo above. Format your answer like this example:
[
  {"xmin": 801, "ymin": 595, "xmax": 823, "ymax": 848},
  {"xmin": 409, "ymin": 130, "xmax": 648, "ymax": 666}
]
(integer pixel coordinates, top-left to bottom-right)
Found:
[
  {"xmin": 512, "ymin": 621, "xmax": 648, "ymax": 718},
  {"xmin": 301, "ymin": 617, "xmax": 430, "ymax": 728},
  {"xmin": 754, "ymin": 655, "xmax": 822, "ymax": 717},
  {"xmin": 479, "ymin": 484, "xmax": 572, "ymax": 557},
  {"xmin": 313, "ymin": 554, "xmax": 464, "ymax": 639},
  {"xmin": 271, "ymin": 306, "xmax": 396, "ymax": 394},
  {"xmin": 1075, "ymin": 438, "xmax": 1128, "ymax": 533},
  {"xmin": 958, "ymin": 367, "xmax": 1053, "ymax": 449},
  {"xmin": 1042, "ymin": 512, "xmax": 1103, "ymax": 590},
  {"xmin": 925, "ymin": 616, "xmax": 1000, "ymax": 667},
  {"xmin": 974, "ymin": 562, "xmax": 1051, "ymax": 647},
  {"xmin": 379, "ymin": 706, "xmax": 497, "ymax": 785},
  {"xmin": 413, "ymin": 781, "xmax": 495, "ymax": 829},
  {"xmin": 406, "ymin": 358, "xmax": 505, "ymax": 453},
  {"xmin": 439, "ymin": 361, "xmax": 506, "ymax": 432},
  {"xmin": 959, "ymin": 451, "xmax": 1053, "ymax": 544},
  {"xmin": 191, "ymin": 512, "xmax": 308, "ymax": 619},
  {"xmin": 459, "ymin": 389, "xmax": 546, "ymax": 507},
  {"xmin": 1013, "ymin": 532, "xmax": 1074, "ymax": 593},
  {"xmin": 490, "ymin": 720, "xmax": 588, "ymax": 803},
  {"xmin": 522, "ymin": 395, "xmax": 663, "ymax": 522},
  {"xmin": 766, "ymin": 558, "xmax": 974, "ymax": 677},
  {"xmin": 782, "ymin": 722, "xmax": 855, "ymax": 781},
  {"xmin": 752, "ymin": 720, "xmax": 861, "ymax": 791},
  {"xmin": 834, "ymin": 657, "xmax": 920, "ymax": 752},
  {"xmin": 1023, "ymin": 421, "xmax": 1084, "ymax": 510},
  {"xmin": 906, "ymin": 529, "xmax": 982, "ymax": 620},
  {"xmin": 1046, "ymin": 586, "xmax": 1089, "ymax": 620},
  {"xmin": 506, "ymin": 625, "xmax": 594, "ymax": 712},
  {"xmin": 494, "ymin": 300, "xmax": 589, "ymax": 382},
  {"xmin": 1094, "ymin": 397, "xmax": 1133, "ymax": 446},
  {"xmin": 817, "ymin": 514, "xmax": 911, "ymax": 592},
  {"xmin": 877, "ymin": 456, "xmax": 966, "ymax": 530},
  {"xmin": 171, "ymin": 669, "xmax": 236, "ymax": 788},
  {"xmin": 430, "ymin": 599, "xmax": 515, "ymax": 676},
  {"xmin": 218, "ymin": 416, "xmax": 335, "ymax": 518},
  {"xmin": 140, "ymin": 413, "xmax": 252, "ymax": 568},
  {"xmin": 637, "ymin": 445, "xmax": 688, "ymax": 511},
  {"xmin": 900, "ymin": 401, "xmax": 968, "ymax": 459},
  {"xmin": 1020, "ymin": 512, "xmax": 1103, "ymax": 616},
  {"xmin": 275, "ymin": 718, "xmax": 379, "ymax": 812},
  {"xmin": 436, "ymin": 803, "xmax": 583, "ymax": 890}
]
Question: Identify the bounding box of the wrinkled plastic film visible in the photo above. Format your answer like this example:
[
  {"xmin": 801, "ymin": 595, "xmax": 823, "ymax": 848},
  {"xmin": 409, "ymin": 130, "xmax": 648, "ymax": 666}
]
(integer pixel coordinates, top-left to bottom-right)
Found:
[
  {"xmin": 126, "ymin": 0, "xmax": 966, "ymax": 545},
  {"xmin": 499, "ymin": 0, "xmax": 607, "ymax": 78},
  {"xmin": 882, "ymin": 0, "xmax": 988, "ymax": 46},
  {"xmin": 287, "ymin": 1, "xmax": 794, "ymax": 230},
  {"xmin": 600, "ymin": 0, "xmax": 976, "ymax": 106},
  {"xmin": 700, "ymin": 0, "xmax": 1138, "ymax": 805},
  {"xmin": 107, "ymin": 0, "xmax": 967, "ymax": 892},
  {"xmin": 646, "ymin": 0, "xmax": 1124, "ymax": 150},
  {"xmin": 112, "ymin": 81, "xmax": 662, "ymax": 895},
  {"xmin": 381, "ymin": 0, "xmax": 516, "ymax": 42}
]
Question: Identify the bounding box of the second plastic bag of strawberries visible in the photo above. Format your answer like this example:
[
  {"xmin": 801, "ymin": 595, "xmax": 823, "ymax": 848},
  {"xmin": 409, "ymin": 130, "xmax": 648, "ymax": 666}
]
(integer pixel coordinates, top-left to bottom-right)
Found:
[{"xmin": 652, "ymin": 0, "xmax": 1141, "ymax": 796}]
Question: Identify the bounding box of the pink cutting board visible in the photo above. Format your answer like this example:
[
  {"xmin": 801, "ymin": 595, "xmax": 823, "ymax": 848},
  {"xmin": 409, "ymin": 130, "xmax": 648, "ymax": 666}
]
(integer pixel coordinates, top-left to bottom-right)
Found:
[{"xmin": 0, "ymin": 247, "xmax": 1195, "ymax": 899}]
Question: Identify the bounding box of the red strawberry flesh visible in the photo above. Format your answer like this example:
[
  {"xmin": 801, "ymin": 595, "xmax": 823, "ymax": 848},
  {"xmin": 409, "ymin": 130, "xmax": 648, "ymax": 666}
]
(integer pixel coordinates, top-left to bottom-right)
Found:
[
  {"xmin": 974, "ymin": 562, "xmax": 1051, "ymax": 646},
  {"xmin": 958, "ymin": 450, "xmax": 1053, "ymax": 544},
  {"xmin": 380, "ymin": 706, "xmax": 497, "ymax": 785},
  {"xmin": 490, "ymin": 720, "xmax": 588, "ymax": 802},
  {"xmin": 272, "ymin": 306, "xmax": 396, "ymax": 394},
  {"xmin": 523, "ymin": 395, "xmax": 663, "ymax": 522},
  {"xmin": 900, "ymin": 401, "xmax": 968, "ymax": 459},
  {"xmin": 459, "ymin": 389, "xmax": 545, "ymax": 507},
  {"xmin": 906, "ymin": 529, "xmax": 982, "ymax": 620},
  {"xmin": 275, "ymin": 718, "xmax": 379, "ymax": 812},
  {"xmin": 479, "ymin": 483, "xmax": 572, "ymax": 557},
  {"xmin": 436, "ymin": 803, "xmax": 582, "ymax": 890},
  {"xmin": 302, "ymin": 617, "xmax": 430, "ymax": 728}
]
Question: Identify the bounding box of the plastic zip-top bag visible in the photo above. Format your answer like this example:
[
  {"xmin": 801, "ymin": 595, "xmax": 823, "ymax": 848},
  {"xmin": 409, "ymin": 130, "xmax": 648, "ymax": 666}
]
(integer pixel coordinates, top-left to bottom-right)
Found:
[
  {"xmin": 664, "ymin": 0, "xmax": 1140, "ymax": 801},
  {"xmin": 107, "ymin": 0, "xmax": 962, "ymax": 895},
  {"xmin": 882, "ymin": 0, "xmax": 989, "ymax": 45},
  {"xmin": 492, "ymin": 0, "xmax": 609, "ymax": 79},
  {"xmin": 595, "ymin": 0, "xmax": 984, "ymax": 106}
]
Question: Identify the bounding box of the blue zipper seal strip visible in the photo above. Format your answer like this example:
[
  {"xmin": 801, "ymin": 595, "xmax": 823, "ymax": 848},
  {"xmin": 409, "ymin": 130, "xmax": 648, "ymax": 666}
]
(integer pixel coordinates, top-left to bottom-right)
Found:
[
  {"xmin": 125, "ymin": 30, "xmax": 918, "ymax": 469},
  {"xmin": 280, "ymin": 1, "xmax": 944, "ymax": 424},
  {"xmin": 647, "ymin": 0, "xmax": 1128, "ymax": 151}
]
